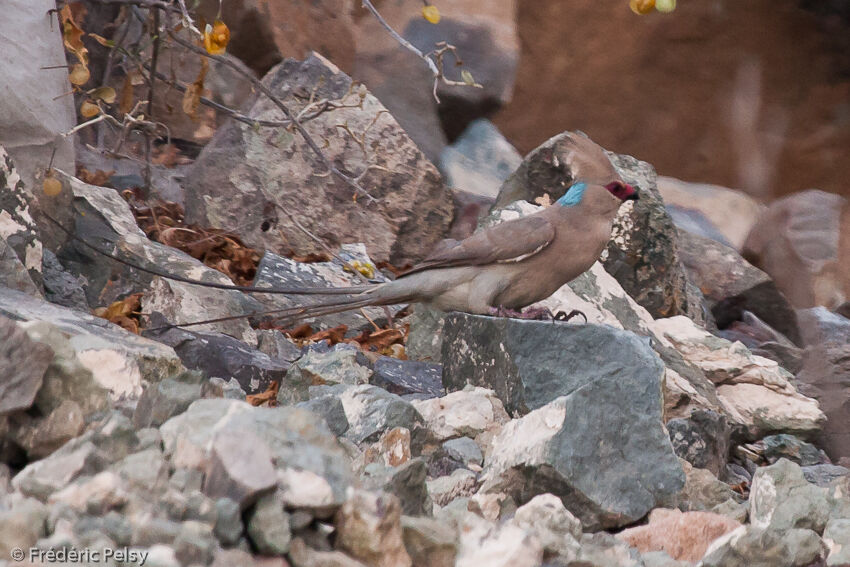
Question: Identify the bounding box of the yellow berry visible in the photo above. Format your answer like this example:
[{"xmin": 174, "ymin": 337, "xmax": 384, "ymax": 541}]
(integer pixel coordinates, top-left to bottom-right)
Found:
[
  {"xmin": 655, "ymin": 0, "xmax": 676, "ymax": 12},
  {"xmin": 422, "ymin": 4, "xmax": 440, "ymax": 24},
  {"xmin": 43, "ymin": 174, "xmax": 62, "ymax": 196},
  {"xmin": 629, "ymin": 0, "xmax": 655, "ymax": 15}
]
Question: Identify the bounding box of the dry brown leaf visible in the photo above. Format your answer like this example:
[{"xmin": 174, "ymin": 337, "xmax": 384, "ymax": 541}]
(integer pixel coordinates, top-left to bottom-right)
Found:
[
  {"xmin": 76, "ymin": 167, "xmax": 114, "ymax": 186},
  {"xmin": 307, "ymin": 325, "xmax": 348, "ymax": 346},
  {"xmin": 59, "ymin": 3, "xmax": 89, "ymax": 66},
  {"xmin": 182, "ymin": 56, "xmax": 209, "ymax": 120},
  {"xmin": 94, "ymin": 293, "xmax": 143, "ymax": 334},
  {"xmin": 290, "ymin": 252, "xmax": 332, "ymax": 263},
  {"xmin": 246, "ymin": 381, "xmax": 279, "ymax": 406},
  {"xmin": 119, "ymin": 73, "xmax": 135, "ymax": 115}
]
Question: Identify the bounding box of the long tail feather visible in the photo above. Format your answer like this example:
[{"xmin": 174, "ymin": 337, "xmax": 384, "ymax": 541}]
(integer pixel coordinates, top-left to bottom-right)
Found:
[{"xmin": 40, "ymin": 211, "xmax": 376, "ymax": 296}]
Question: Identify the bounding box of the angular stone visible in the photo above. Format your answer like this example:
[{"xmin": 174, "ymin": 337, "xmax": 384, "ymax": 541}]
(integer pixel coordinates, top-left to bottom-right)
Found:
[
  {"xmin": 203, "ymin": 430, "xmax": 277, "ymax": 509},
  {"xmin": 401, "ymin": 515, "xmax": 458, "ymax": 567},
  {"xmin": 511, "ymin": 494, "xmax": 582, "ymax": 558},
  {"xmin": 750, "ymin": 458, "xmax": 832, "ymax": 533},
  {"xmin": 0, "ymin": 316, "xmax": 52, "ymax": 415},
  {"xmin": 0, "ymin": 145, "xmax": 46, "ymax": 283},
  {"xmin": 213, "ymin": 497, "xmax": 243, "ymax": 546},
  {"xmin": 675, "ymin": 460, "xmax": 738, "ymax": 513},
  {"xmin": 442, "ymin": 438, "xmax": 484, "ymax": 468},
  {"xmin": 146, "ymin": 325, "xmax": 289, "ymax": 396},
  {"xmin": 442, "ymin": 314, "xmax": 664, "ymax": 414},
  {"xmin": 439, "ymin": 119, "xmax": 522, "ymax": 200},
  {"xmin": 48, "ymin": 471, "xmax": 128, "ymax": 515},
  {"xmin": 289, "ymin": 536, "xmax": 368, "ymax": 567},
  {"xmin": 412, "ymin": 387, "xmax": 509, "ymax": 441},
  {"xmin": 427, "ymin": 469, "xmax": 478, "ymax": 508},
  {"xmin": 12, "ymin": 441, "xmax": 105, "ymax": 501},
  {"xmin": 10, "ymin": 399, "xmax": 86, "ymax": 459},
  {"xmin": 617, "ymin": 508, "xmax": 741, "ymax": 562},
  {"xmin": 678, "ymin": 229, "xmax": 800, "ymax": 344},
  {"xmin": 256, "ymin": 328, "xmax": 302, "ymax": 363},
  {"xmin": 700, "ymin": 526, "xmax": 826, "ymax": 567},
  {"xmin": 372, "ymin": 357, "xmax": 443, "ymax": 399},
  {"xmin": 314, "ymin": 384, "xmax": 423, "ymax": 445},
  {"xmin": 362, "ymin": 459, "xmax": 432, "ymax": 517},
  {"xmin": 0, "ymin": 496, "xmax": 47, "ymax": 553},
  {"xmin": 824, "ymin": 518, "xmax": 850, "ymax": 566},
  {"xmin": 762, "ymin": 434, "xmax": 823, "ymax": 466},
  {"xmin": 656, "ymin": 175, "xmax": 763, "ymax": 251},
  {"xmin": 803, "ymin": 464, "xmax": 850, "ymax": 488},
  {"xmin": 666, "ymin": 410, "xmax": 732, "ymax": 478},
  {"xmin": 482, "ymin": 389, "xmax": 684, "ymax": 530},
  {"xmin": 0, "ymin": 288, "xmax": 183, "ymax": 399},
  {"xmin": 133, "ymin": 378, "xmax": 202, "ymax": 429},
  {"xmin": 248, "ymin": 491, "xmax": 292, "ymax": 555},
  {"xmin": 111, "ymin": 448, "xmax": 168, "ymax": 493},
  {"xmin": 285, "ymin": 344, "xmax": 372, "ymax": 389},
  {"xmin": 455, "ymin": 512, "xmax": 543, "ymax": 567},
  {"xmin": 797, "ymin": 337, "xmax": 850, "ymax": 462},
  {"xmin": 743, "ymin": 189, "xmax": 849, "ymax": 310},
  {"xmin": 0, "ymin": 235, "xmax": 40, "ymax": 296},
  {"xmin": 335, "ymin": 489, "xmax": 411, "ymax": 567},
  {"xmin": 173, "ymin": 520, "xmax": 217, "ymax": 566},
  {"xmin": 296, "ymin": 395, "xmax": 350, "ymax": 437},
  {"xmin": 160, "ymin": 399, "xmax": 353, "ymax": 507},
  {"xmin": 184, "ymin": 53, "xmax": 453, "ymax": 266}
]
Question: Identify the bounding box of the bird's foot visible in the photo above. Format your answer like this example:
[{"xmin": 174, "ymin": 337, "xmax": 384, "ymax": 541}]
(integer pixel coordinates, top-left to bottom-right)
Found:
[{"xmin": 487, "ymin": 306, "xmax": 587, "ymax": 323}]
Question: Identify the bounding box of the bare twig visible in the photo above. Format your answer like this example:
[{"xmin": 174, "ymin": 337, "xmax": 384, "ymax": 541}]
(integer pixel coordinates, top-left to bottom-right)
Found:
[
  {"xmin": 360, "ymin": 0, "xmax": 482, "ymax": 102},
  {"xmin": 144, "ymin": 6, "xmax": 161, "ymax": 194},
  {"xmin": 166, "ymin": 29, "xmax": 378, "ymax": 203}
]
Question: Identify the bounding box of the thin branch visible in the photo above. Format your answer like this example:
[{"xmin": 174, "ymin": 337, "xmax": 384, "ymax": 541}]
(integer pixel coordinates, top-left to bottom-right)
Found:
[
  {"xmin": 166, "ymin": 29, "xmax": 378, "ymax": 203},
  {"xmin": 144, "ymin": 6, "xmax": 162, "ymax": 194}
]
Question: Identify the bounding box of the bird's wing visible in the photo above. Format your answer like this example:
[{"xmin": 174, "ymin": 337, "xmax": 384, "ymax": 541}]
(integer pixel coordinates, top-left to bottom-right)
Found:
[
  {"xmin": 561, "ymin": 132, "xmax": 618, "ymax": 183},
  {"xmin": 402, "ymin": 214, "xmax": 556, "ymax": 276}
]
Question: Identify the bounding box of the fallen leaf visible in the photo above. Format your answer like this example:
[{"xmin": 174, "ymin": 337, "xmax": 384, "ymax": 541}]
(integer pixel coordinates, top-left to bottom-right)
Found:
[
  {"xmin": 182, "ymin": 56, "xmax": 209, "ymax": 119},
  {"xmin": 307, "ymin": 325, "xmax": 348, "ymax": 346},
  {"xmin": 94, "ymin": 293, "xmax": 143, "ymax": 334},
  {"xmin": 422, "ymin": 4, "xmax": 440, "ymax": 24},
  {"xmin": 69, "ymin": 63, "xmax": 91, "ymax": 86},
  {"xmin": 119, "ymin": 73, "xmax": 135, "ymax": 115},
  {"xmin": 89, "ymin": 86, "xmax": 116, "ymax": 104},
  {"xmin": 202, "ymin": 19, "xmax": 230, "ymax": 55},
  {"xmin": 247, "ymin": 380, "xmax": 279, "ymax": 406}
]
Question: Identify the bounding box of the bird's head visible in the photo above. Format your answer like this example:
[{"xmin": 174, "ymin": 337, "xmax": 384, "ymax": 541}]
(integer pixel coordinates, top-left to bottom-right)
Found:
[{"xmin": 604, "ymin": 181, "xmax": 638, "ymax": 202}]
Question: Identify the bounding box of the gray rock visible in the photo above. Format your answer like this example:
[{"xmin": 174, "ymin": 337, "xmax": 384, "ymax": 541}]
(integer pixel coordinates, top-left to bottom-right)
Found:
[
  {"xmin": 133, "ymin": 378, "xmax": 202, "ymax": 429},
  {"xmin": 427, "ymin": 469, "xmax": 478, "ymax": 507},
  {"xmin": 750, "ymin": 458, "xmax": 832, "ymax": 533},
  {"xmin": 312, "ymin": 384, "xmax": 423, "ymax": 445},
  {"xmin": 372, "ymin": 357, "xmax": 443, "ymax": 399},
  {"xmin": 41, "ymin": 248, "xmax": 88, "ymax": 311},
  {"xmin": 0, "ymin": 146, "xmax": 44, "ymax": 286},
  {"xmin": 0, "ymin": 316, "xmax": 53, "ymax": 415},
  {"xmin": 678, "ymin": 230, "xmax": 801, "ymax": 344},
  {"xmin": 8, "ymin": 399, "xmax": 86, "ymax": 459},
  {"xmin": 201, "ymin": 376, "xmax": 247, "ymax": 401},
  {"xmin": 296, "ymin": 395, "xmax": 350, "ymax": 437},
  {"xmin": 480, "ymin": 370, "xmax": 684, "ymax": 531},
  {"xmin": 666, "ymin": 410, "xmax": 732, "ymax": 478},
  {"xmin": 675, "ymin": 460, "xmax": 739, "ymax": 513},
  {"xmin": 0, "ymin": 235, "xmax": 41, "ymax": 296},
  {"xmin": 802, "ymin": 464, "xmax": 850, "ymax": 487},
  {"xmin": 112, "ymin": 448, "xmax": 168, "ymax": 492},
  {"xmin": 12, "ymin": 441, "xmax": 106, "ymax": 500},
  {"xmin": 173, "ymin": 520, "xmax": 217, "ymax": 566},
  {"xmin": 184, "ymin": 53, "xmax": 453, "ymax": 266},
  {"xmin": 512, "ymin": 493, "xmax": 582, "ymax": 558},
  {"xmin": 824, "ymin": 518, "xmax": 850, "ymax": 565},
  {"xmin": 213, "ymin": 498, "xmax": 243, "ymax": 546},
  {"xmin": 362, "ymin": 459, "xmax": 432, "ymax": 517},
  {"xmin": 289, "ymin": 536, "xmax": 370, "ymax": 567},
  {"xmin": 762, "ymin": 434, "xmax": 823, "ymax": 466},
  {"xmin": 401, "ymin": 515, "xmax": 458, "ymax": 567},
  {"xmin": 247, "ymin": 491, "xmax": 292, "ymax": 555},
  {"xmin": 335, "ymin": 488, "xmax": 411, "ymax": 567},
  {"xmin": 160, "ymin": 399, "xmax": 353, "ymax": 508},
  {"xmin": 640, "ymin": 551, "xmax": 691, "ymax": 567},
  {"xmin": 203, "ymin": 430, "xmax": 277, "ymax": 509},
  {"xmin": 442, "ymin": 438, "xmax": 484, "ymax": 468},
  {"xmin": 406, "ymin": 304, "xmax": 449, "ymax": 363},
  {"xmin": 284, "ymin": 344, "xmax": 372, "ymax": 392},
  {"xmin": 439, "ymin": 119, "xmax": 522, "ymax": 199},
  {"xmin": 700, "ymin": 526, "xmax": 826, "ymax": 567},
  {"xmin": 256, "ymin": 328, "xmax": 302, "ymax": 363},
  {"xmin": 145, "ymin": 324, "xmax": 289, "ymax": 395},
  {"xmin": 441, "ymin": 313, "xmax": 663, "ymax": 416},
  {"xmin": 0, "ymin": 288, "xmax": 183, "ymax": 399},
  {"xmin": 0, "ymin": 495, "xmax": 47, "ymax": 553},
  {"xmin": 795, "ymin": 308, "xmax": 850, "ymax": 461}
]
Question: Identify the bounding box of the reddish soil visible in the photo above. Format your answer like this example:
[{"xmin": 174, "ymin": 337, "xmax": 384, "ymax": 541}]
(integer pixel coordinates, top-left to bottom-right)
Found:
[{"xmin": 494, "ymin": 0, "xmax": 850, "ymax": 200}]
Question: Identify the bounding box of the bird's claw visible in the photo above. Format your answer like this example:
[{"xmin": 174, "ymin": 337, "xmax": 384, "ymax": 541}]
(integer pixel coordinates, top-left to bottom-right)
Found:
[
  {"xmin": 488, "ymin": 306, "xmax": 587, "ymax": 323},
  {"xmin": 553, "ymin": 309, "xmax": 588, "ymax": 323}
]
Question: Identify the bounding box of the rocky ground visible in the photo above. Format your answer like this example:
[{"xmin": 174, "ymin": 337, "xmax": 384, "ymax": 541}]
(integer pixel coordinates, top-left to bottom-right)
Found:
[{"xmin": 2, "ymin": 2, "xmax": 850, "ymax": 567}]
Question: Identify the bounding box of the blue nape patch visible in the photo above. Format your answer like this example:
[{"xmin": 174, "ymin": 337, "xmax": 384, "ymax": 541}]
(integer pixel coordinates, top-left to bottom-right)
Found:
[{"xmin": 556, "ymin": 182, "xmax": 589, "ymax": 207}]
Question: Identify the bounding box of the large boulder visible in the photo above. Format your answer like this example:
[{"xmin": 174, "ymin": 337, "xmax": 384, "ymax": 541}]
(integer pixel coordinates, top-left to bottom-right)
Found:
[
  {"xmin": 492, "ymin": 132, "xmax": 707, "ymax": 322},
  {"xmin": 0, "ymin": 146, "xmax": 43, "ymax": 289},
  {"xmin": 0, "ymin": 288, "xmax": 183, "ymax": 400},
  {"xmin": 656, "ymin": 176, "xmax": 763, "ymax": 250},
  {"xmin": 0, "ymin": 2, "xmax": 75, "ymax": 250},
  {"xmin": 743, "ymin": 189, "xmax": 850, "ymax": 310},
  {"xmin": 183, "ymin": 53, "xmax": 454, "ymax": 266},
  {"xmin": 677, "ymin": 230, "xmax": 800, "ymax": 344}
]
